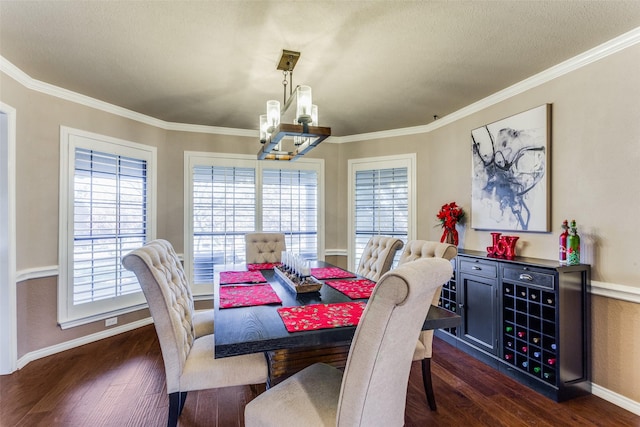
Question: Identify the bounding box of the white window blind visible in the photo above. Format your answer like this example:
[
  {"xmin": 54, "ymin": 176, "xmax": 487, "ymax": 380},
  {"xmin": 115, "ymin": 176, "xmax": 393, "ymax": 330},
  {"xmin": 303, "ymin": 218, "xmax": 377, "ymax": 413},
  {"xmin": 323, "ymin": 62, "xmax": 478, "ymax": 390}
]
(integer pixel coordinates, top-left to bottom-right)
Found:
[
  {"xmin": 262, "ymin": 168, "xmax": 318, "ymax": 259},
  {"xmin": 72, "ymin": 149, "xmax": 148, "ymax": 304},
  {"xmin": 192, "ymin": 165, "xmax": 256, "ymax": 283},
  {"xmin": 354, "ymin": 166, "xmax": 408, "ymax": 269}
]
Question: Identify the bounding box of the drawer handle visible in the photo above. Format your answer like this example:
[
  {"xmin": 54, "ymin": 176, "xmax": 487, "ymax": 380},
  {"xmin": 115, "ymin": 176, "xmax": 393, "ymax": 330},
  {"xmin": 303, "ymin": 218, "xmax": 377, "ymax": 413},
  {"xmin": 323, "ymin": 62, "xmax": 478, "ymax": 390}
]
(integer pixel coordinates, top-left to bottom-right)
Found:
[
  {"xmin": 519, "ymin": 273, "xmax": 533, "ymax": 281},
  {"xmin": 472, "ymin": 266, "xmax": 481, "ymax": 270}
]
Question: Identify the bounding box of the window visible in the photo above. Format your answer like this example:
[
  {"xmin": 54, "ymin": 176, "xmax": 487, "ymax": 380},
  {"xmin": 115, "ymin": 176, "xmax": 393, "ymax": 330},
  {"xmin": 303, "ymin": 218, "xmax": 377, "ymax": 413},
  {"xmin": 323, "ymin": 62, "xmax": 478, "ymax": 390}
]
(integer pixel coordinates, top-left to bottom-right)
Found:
[
  {"xmin": 348, "ymin": 154, "xmax": 416, "ymax": 271},
  {"xmin": 185, "ymin": 153, "xmax": 324, "ymax": 292},
  {"xmin": 262, "ymin": 168, "xmax": 318, "ymax": 259},
  {"xmin": 59, "ymin": 128, "xmax": 156, "ymax": 328},
  {"xmin": 192, "ymin": 164, "xmax": 256, "ymax": 283}
]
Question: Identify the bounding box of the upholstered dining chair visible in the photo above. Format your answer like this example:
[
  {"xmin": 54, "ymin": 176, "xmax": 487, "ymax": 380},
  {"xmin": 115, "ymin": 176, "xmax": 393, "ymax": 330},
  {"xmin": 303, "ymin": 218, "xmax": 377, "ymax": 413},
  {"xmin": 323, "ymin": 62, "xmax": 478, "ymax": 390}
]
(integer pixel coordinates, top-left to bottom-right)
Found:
[
  {"xmin": 245, "ymin": 232, "xmax": 286, "ymax": 264},
  {"xmin": 244, "ymin": 257, "xmax": 453, "ymax": 427},
  {"xmin": 398, "ymin": 239, "xmax": 457, "ymax": 411},
  {"xmin": 355, "ymin": 235, "xmax": 404, "ymax": 282},
  {"xmin": 122, "ymin": 239, "xmax": 268, "ymax": 427}
]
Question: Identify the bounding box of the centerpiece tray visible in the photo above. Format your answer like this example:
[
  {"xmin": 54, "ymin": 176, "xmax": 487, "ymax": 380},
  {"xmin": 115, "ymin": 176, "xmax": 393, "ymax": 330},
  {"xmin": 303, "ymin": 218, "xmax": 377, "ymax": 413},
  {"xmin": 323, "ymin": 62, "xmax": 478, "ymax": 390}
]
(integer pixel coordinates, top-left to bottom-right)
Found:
[{"xmin": 273, "ymin": 266, "xmax": 322, "ymax": 294}]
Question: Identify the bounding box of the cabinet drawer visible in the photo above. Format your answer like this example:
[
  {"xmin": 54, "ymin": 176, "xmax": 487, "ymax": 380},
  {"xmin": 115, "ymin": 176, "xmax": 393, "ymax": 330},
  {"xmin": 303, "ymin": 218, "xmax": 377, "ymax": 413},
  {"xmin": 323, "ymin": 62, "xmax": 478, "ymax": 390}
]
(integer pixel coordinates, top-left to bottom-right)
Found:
[
  {"xmin": 459, "ymin": 259, "xmax": 497, "ymax": 278},
  {"xmin": 502, "ymin": 266, "xmax": 555, "ymax": 290}
]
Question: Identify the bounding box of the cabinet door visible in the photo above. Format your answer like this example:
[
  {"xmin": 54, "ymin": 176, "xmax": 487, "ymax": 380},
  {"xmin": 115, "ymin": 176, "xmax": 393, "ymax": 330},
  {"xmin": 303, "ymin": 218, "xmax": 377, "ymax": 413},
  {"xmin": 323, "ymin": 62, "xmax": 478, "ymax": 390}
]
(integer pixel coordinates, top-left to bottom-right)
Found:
[{"xmin": 459, "ymin": 272, "xmax": 498, "ymax": 355}]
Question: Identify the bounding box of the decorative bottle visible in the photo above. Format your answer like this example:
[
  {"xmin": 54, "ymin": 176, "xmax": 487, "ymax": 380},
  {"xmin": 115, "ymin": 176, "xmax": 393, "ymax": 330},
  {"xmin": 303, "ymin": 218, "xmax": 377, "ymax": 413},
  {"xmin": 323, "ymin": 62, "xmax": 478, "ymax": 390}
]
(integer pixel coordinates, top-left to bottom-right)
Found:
[
  {"xmin": 566, "ymin": 220, "xmax": 581, "ymax": 266},
  {"xmin": 559, "ymin": 219, "xmax": 569, "ymax": 263}
]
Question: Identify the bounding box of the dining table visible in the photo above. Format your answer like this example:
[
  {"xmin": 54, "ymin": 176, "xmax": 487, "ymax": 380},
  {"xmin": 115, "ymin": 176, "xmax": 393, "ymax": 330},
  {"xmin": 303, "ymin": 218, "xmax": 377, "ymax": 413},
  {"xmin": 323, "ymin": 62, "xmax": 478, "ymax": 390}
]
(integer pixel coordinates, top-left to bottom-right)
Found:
[{"xmin": 213, "ymin": 260, "xmax": 461, "ymax": 386}]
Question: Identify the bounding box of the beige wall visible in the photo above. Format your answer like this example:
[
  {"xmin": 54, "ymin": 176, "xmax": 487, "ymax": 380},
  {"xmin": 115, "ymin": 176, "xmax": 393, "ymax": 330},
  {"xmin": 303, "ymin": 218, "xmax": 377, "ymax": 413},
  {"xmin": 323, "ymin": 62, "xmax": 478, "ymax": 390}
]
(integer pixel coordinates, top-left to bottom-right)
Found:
[{"xmin": 1, "ymin": 43, "xmax": 638, "ymax": 404}]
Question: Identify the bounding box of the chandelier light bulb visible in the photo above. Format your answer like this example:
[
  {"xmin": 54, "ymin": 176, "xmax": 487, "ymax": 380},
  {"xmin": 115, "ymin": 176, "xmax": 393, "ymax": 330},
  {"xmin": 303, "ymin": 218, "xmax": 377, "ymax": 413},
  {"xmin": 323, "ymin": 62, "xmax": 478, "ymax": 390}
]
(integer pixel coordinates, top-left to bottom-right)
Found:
[
  {"xmin": 266, "ymin": 100, "xmax": 280, "ymax": 131},
  {"xmin": 259, "ymin": 114, "xmax": 268, "ymax": 142},
  {"xmin": 296, "ymin": 85, "xmax": 312, "ymax": 124}
]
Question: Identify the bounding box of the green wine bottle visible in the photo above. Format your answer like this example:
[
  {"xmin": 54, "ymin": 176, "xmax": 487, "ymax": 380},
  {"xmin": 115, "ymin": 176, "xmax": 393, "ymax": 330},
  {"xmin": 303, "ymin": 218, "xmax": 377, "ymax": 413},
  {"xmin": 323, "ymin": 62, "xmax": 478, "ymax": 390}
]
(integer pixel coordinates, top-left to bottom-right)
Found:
[{"xmin": 567, "ymin": 219, "xmax": 581, "ymax": 266}]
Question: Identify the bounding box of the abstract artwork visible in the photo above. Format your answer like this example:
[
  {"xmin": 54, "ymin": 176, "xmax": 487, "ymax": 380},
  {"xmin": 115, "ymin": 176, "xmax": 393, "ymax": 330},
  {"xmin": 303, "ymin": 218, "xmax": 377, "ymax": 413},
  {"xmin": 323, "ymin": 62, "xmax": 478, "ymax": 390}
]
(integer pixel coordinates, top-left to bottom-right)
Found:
[{"xmin": 471, "ymin": 104, "xmax": 551, "ymax": 232}]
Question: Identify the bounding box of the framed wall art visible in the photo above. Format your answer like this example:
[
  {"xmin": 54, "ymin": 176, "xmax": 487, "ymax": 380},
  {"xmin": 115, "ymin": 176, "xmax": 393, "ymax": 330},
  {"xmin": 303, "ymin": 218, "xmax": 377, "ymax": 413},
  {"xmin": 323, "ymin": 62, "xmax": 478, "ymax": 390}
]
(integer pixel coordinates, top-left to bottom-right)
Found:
[{"xmin": 471, "ymin": 104, "xmax": 551, "ymax": 232}]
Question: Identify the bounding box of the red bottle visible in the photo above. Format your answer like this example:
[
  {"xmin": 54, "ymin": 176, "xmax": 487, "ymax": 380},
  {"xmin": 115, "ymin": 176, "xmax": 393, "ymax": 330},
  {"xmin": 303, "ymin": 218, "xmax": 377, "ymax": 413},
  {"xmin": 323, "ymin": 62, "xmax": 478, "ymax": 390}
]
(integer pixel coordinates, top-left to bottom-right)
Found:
[{"xmin": 559, "ymin": 220, "xmax": 569, "ymax": 263}]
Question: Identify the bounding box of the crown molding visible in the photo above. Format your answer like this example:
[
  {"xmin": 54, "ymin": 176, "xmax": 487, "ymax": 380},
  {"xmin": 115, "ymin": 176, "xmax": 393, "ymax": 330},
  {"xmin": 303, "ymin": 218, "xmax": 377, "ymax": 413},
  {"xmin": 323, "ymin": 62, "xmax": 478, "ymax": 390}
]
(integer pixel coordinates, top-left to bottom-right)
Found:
[
  {"xmin": 0, "ymin": 56, "xmax": 254, "ymax": 138},
  {"xmin": 1, "ymin": 27, "xmax": 639, "ymax": 142},
  {"xmin": 335, "ymin": 26, "xmax": 640, "ymax": 143}
]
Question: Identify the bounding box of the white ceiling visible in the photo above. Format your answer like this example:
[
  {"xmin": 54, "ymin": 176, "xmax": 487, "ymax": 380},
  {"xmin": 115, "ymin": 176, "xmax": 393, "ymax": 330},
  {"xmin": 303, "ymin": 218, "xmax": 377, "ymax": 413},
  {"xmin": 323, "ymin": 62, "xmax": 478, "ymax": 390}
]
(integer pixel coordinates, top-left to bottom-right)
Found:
[{"xmin": 1, "ymin": 1, "xmax": 639, "ymax": 137}]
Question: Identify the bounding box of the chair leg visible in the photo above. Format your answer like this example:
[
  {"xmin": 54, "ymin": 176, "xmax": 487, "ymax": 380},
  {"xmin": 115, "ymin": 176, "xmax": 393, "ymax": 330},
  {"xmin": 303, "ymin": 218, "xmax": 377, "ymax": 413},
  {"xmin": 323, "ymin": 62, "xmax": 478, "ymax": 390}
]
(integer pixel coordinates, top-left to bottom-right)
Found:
[
  {"xmin": 421, "ymin": 358, "xmax": 437, "ymax": 411},
  {"xmin": 168, "ymin": 391, "xmax": 188, "ymax": 427}
]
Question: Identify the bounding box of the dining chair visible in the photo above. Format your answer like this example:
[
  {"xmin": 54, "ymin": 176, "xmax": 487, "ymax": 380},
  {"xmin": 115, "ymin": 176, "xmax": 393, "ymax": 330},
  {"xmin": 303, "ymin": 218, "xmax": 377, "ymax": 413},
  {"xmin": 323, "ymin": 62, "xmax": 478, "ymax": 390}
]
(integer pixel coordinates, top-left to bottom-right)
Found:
[
  {"xmin": 245, "ymin": 232, "xmax": 286, "ymax": 264},
  {"xmin": 398, "ymin": 239, "xmax": 457, "ymax": 411},
  {"xmin": 244, "ymin": 257, "xmax": 453, "ymax": 427},
  {"xmin": 122, "ymin": 239, "xmax": 268, "ymax": 427},
  {"xmin": 355, "ymin": 235, "xmax": 404, "ymax": 281}
]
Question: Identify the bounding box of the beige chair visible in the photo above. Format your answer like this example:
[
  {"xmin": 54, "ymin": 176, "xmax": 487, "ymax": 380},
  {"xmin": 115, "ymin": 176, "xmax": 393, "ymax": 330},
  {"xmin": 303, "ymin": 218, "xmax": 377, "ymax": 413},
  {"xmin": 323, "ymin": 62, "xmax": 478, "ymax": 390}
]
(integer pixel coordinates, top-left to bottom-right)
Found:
[
  {"xmin": 244, "ymin": 257, "xmax": 452, "ymax": 427},
  {"xmin": 398, "ymin": 240, "xmax": 457, "ymax": 411},
  {"xmin": 355, "ymin": 235, "xmax": 404, "ymax": 281},
  {"xmin": 122, "ymin": 239, "xmax": 267, "ymax": 427},
  {"xmin": 245, "ymin": 232, "xmax": 286, "ymax": 264}
]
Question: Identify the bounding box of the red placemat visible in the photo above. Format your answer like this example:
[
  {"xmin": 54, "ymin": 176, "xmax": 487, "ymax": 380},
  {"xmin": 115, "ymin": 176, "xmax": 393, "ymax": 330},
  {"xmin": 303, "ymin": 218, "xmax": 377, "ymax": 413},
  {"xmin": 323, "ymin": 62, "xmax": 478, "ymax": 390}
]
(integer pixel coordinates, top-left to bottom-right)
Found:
[
  {"xmin": 310, "ymin": 267, "xmax": 356, "ymax": 280},
  {"xmin": 219, "ymin": 270, "xmax": 267, "ymax": 285},
  {"xmin": 247, "ymin": 262, "xmax": 282, "ymax": 271},
  {"xmin": 277, "ymin": 301, "xmax": 366, "ymax": 332},
  {"xmin": 219, "ymin": 284, "xmax": 282, "ymax": 309},
  {"xmin": 325, "ymin": 279, "xmax": 377, "ymax": 299}
]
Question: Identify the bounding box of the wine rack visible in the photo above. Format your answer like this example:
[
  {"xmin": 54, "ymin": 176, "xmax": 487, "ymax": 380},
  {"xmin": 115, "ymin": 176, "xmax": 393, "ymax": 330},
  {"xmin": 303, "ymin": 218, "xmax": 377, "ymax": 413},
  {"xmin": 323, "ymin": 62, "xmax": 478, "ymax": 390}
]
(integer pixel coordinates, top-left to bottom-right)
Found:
[
  {"xmin": 502, "ymin": 281, "xmax": 557, "ymax": 384},
  {"xmin": 434, "ymin": 250, "xmax": 591, "ymax": 402},
  {"xmin": 437, "ymin": 258, "xmax": 457, "ymax": 336}
]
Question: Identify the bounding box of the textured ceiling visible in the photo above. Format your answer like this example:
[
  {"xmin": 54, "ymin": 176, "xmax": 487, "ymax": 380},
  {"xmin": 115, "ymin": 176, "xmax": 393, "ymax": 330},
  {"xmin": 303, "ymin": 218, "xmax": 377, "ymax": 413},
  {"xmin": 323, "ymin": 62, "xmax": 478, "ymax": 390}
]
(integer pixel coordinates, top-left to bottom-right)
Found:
[{"xmin": 1, "ymin": 1, "xmax": 639, "ymax": 136}]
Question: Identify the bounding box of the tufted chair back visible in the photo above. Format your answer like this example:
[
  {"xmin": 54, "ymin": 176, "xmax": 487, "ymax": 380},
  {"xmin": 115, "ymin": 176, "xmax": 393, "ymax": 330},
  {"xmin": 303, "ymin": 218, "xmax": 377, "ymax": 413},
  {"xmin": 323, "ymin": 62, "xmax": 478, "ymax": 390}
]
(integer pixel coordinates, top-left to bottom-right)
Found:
[
  {"xmin": 356, "ymin": 235, "xmax": 404, "ymax": 282},
  {"xmin": 398, "ymin": 240, "xmax": 458, "ymax": 265},
  {"xmin": 397, "ymin": 239, "xmax": 457, "ymax": 411},
  {"xmin": 245, "ymin": 232, "xmax": 286, "ymax": 264},
  {"xmin": 122, "ymin": 239, "xmax": 196, "ymax": 394}
]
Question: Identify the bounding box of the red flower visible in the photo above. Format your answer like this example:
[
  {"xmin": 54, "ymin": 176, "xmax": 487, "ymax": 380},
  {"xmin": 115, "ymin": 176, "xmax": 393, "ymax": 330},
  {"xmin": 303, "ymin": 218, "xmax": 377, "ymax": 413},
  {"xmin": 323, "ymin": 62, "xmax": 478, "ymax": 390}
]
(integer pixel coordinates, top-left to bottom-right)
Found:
[{"xmin": 436, "ymin": 202, "xmax": 465, "ymax": 245}]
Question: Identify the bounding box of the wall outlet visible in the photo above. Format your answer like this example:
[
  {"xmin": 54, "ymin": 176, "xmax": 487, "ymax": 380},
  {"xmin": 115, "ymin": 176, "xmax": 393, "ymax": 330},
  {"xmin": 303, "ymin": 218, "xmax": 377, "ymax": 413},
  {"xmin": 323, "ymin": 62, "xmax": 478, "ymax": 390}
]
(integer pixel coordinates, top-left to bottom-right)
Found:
[{"xmin": 105, "ymin": 317, "xmax": 118, "ymax": 327}]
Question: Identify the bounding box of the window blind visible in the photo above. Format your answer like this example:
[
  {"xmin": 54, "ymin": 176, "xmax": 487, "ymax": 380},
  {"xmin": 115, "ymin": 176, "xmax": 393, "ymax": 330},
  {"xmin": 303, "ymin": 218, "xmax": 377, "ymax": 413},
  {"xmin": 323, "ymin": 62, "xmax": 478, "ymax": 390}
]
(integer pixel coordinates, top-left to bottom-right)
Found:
[
  {"xmin": 262, "ymin": 168, "xmax": 318, "ymax": 259},
  {"xmin": 73, "ymin": 148, "xmax": 147, "ymax": 305},
  {"xmin": 354, "ymin": 167, "xmax": 408, "ymax": 268},
  {"xmin": 192, "ymin": 165, "xmax": 256, "ymax": 283}
]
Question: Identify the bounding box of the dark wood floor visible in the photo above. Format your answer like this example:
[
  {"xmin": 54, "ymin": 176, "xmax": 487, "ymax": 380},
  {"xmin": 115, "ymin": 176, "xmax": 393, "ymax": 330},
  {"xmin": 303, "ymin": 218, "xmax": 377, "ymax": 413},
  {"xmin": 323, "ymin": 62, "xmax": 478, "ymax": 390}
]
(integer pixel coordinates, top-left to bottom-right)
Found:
[{"xmin": 1, "ymin": 325, "xmax": 638, "ymax": 427}]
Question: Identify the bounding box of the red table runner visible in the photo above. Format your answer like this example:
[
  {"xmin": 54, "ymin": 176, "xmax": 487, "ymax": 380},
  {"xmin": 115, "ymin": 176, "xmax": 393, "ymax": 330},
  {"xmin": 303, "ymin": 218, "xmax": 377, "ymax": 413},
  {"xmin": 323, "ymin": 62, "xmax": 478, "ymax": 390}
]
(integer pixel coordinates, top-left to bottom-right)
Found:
[
  {"xmin": 325, "ymin": 278, "xmax": 377, "ymax": 299},
  {"xmin": 277, "ymin": 301, "xmax": 366, "ymax": 332},
  {"xmin": 219, "ymin": 284, "xmax": 282, "ymax": 309},
  {"xmin": 219, "ymin": 270, "xmax": 267, "ymax": 285},
  {"xmin": 310, "ymin": 267, "xmax": 356, "ymax": 280},
  {"xmin": 246, "ymin": 262, "xmax": 282, "ymax": 271}
]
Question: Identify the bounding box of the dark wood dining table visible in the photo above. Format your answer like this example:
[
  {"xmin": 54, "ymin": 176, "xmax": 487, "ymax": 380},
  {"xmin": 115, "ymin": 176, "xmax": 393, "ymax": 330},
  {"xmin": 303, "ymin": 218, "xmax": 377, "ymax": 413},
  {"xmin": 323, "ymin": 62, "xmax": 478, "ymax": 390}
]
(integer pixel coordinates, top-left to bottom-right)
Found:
[{"xmin": 213, "ymin": 261, "xmax": 461, "ymax": 360}]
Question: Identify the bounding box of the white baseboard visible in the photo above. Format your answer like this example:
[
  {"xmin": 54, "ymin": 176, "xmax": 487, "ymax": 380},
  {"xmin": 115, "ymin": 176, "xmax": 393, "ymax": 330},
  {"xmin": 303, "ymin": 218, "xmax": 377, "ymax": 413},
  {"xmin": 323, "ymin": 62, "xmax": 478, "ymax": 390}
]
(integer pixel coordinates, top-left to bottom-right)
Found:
[
  {"xmin": 16, "ymin": 316, "xmax": 153, "ymax": 370},
  {"xmin": 592, "ymin": 383, "xmax": 640, "ymax": 416}
]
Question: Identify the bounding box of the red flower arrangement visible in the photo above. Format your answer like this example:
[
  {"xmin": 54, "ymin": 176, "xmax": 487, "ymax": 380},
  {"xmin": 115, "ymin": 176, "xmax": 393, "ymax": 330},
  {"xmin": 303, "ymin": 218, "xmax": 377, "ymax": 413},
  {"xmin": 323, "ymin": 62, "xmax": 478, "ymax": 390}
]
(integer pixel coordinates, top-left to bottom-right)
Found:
[{"xmin": 437, "ymin": 202, "xmax": 465, "ymax": 245}]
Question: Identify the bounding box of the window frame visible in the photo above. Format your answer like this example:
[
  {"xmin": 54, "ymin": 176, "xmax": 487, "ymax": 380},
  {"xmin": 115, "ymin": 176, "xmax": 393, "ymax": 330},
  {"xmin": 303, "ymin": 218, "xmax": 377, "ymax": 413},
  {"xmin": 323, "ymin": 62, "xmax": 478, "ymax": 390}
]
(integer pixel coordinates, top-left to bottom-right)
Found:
[
  {"xmin": 184, "ymin": 152, "xmax": 324, "ymax": 295},
  {"xmin": 58, "ymin": 127, "xmax": 157, "ymax": 329},
  {"xmin": 347, "ymin": 154, "xmax": 416, "ymax": 271}
]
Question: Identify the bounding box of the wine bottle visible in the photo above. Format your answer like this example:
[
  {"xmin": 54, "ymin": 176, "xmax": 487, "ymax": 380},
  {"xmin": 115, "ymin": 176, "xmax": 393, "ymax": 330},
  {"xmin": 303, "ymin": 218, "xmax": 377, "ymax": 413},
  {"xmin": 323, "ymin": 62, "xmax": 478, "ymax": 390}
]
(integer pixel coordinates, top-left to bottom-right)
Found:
[
  {"xmin": 521, "ymin": 346, "xmax": 528, "ymax": 353},
  {"xmin": 505, "ymin": 326, "xmax": 513, "ymax": 333},
  {"xmin": 505, "ymin": 354, "xmax": 513, "ymax": 361},
  {"xmin": 547, "ymin": 358, "xmax": 556, "ymax": 365},
  {"xmin": 517, "ymin": 331, "xmax": 526, "ymax": 338},
  {"xmin": 533, "ymin": 351, "xmax": 541, "ymax": 358},
  {"xmin": 521, "ymin": 361, "xmax": 528, "ymax": 368},
  {"xmin": 567, "ymin": 219, "xmax": 581, "ymax": 266},
  {"xmin": 533, "ymin": 366, "xmax": 541, "ymax": 374},
  {"xmin": 531, "ymin": 337, "xmax": 540, "ymax": 344},
  {"xmin": 559, "ymin": 219, "xmax": 569, "ymax": 263}
]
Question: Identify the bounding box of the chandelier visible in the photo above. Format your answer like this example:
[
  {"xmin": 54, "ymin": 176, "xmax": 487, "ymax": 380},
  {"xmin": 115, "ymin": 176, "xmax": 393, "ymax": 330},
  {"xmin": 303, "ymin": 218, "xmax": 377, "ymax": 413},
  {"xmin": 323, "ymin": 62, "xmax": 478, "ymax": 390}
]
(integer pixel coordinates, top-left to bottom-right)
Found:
[{"xmin": 257, "ymin": 50, "xmax": 331, "ymax": 161}]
